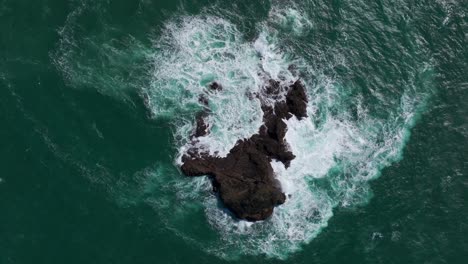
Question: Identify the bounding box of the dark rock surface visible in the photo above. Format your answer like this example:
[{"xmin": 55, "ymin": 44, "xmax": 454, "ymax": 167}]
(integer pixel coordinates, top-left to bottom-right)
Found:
[
  {"xmin": 181, "ymin": 80, "xmax": 308, "ymax": 221},
  {"xmin": 194, "ymin": 113, "xmax": 209, "ymax": 138},
  {"xmin": 209, "ymin": 82, "xmax": 223, "ymax": 91}
]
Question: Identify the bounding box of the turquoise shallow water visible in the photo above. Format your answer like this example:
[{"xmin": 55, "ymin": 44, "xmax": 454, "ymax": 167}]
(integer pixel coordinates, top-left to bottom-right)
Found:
[{"xmin": 1, "ymin": 0, "xmax": 467, "ymax": 263}]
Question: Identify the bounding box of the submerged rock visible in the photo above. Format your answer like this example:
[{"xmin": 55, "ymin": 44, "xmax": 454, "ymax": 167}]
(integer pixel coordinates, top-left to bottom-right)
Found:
[
  {"xmin": 181, "ymin": 80, "xmax": 308, "ymax": 221},
  {"xmin": 194, "ymin": 113, "xmax": 209, "ymax": 138},
  {"xmin": 209, "ymin": 82, "xmax": 223, "ymax": 91}
]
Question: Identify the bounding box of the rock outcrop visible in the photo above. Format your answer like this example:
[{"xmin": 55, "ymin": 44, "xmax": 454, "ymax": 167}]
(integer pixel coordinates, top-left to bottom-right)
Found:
[{"xmin": 181, "ymin": 80, "xmax": 308, "ymax": 221}]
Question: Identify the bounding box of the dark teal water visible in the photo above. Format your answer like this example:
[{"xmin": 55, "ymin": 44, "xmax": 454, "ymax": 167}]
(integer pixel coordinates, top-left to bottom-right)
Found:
[{"xmin": 1, "ymin": 0, "xmax": 467, "ymax": 263}]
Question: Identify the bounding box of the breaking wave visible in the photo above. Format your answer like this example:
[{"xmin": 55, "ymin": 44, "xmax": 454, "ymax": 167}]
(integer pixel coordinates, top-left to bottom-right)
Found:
[
  {"xmin": 141, "ymin": 7, "xmax": 433, "ymax": 259},
  {"xmin": 54, "ymin": 0, "xmax": 434, "ymax": 259}
]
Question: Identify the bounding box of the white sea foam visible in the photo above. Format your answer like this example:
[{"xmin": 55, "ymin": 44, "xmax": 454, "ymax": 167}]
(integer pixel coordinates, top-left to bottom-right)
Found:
[
  {"xmin": 146, "ymin": 15, "xmax": 302, "ymax": 160},
  {"xmin": 54, "ymin": 0, "xmax": 433, "ymax": 259},
  {"xmin": 268, "ymin": 5, "xmax": 313, "ymax": 36},
  {"xmin": 147, "ymin": 16, "xmax": 265, "ymax": 158},
  {"xmin": 141, "ymin": 6, "xmax": 433, "ymax": 259}
]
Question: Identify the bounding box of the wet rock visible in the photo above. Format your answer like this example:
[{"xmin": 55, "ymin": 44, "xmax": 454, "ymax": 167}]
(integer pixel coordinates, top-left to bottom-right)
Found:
[
  {"xmin": 181, "ymin": 141, "xmax": 286, "ymax": 221},
  {"xmin": 209, "ymin": 82, "xmax": 223, "ymax": 91},
  {"xmin": 198, "ymin": 94, "xmax": 209, "ymax": 106},
  {"xmin": 286, "ymin": 80, "xmax": 308, "ymax": 119},
  {"xmin": 181, "ymin": 80, "xmax": 308, "ymax": 221},
  {"xmin": 194, "ymin": 113, "xmax": 209, "ymax": 137}
]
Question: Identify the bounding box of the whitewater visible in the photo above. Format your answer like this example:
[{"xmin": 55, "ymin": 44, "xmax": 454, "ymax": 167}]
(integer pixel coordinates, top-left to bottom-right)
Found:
[{"xmin": 54, "ymin": 1, "xmax": 435, "ymax": 260}]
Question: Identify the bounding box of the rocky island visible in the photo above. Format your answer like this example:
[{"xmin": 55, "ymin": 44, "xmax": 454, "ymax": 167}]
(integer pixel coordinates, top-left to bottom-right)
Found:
[{"xmin": 181, "ymin": 79, "xmax": 308, "ymax": 221}]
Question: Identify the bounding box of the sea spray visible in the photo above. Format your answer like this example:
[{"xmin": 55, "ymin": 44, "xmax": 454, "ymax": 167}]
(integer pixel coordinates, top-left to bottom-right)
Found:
[
  {"xmin": 53, "ymin": 1, "xmax": 434, "ymax": 259},
  {"xmin": 141, "ymin": 10, "xmax": 434, "ymax": 258}
]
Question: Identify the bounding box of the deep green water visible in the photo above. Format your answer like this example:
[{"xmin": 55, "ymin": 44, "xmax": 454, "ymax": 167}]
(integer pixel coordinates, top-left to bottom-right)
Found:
[{"xmin": 1, "ymin": 0, "xmax": 467, "ymax": 263}]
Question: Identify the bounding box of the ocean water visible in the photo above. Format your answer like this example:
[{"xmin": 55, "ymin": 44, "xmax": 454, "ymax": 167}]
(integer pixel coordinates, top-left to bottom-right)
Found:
[{"xmin": 1, "ymin": 0, "xmax": 467, "ymax": 263}]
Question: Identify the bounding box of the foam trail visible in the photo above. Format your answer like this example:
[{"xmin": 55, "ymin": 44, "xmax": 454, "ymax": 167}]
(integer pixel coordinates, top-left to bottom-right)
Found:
[
  {"xmin": 54, "ymin": 0, "xmax": 434, "ymax": 259},
  {"xmin": 146, "ymin": 16, "xmax": 272, "ymax": 159},
  {"xmin": 139, "ymin": 5, "xmax": 434, "ymax": 258}
]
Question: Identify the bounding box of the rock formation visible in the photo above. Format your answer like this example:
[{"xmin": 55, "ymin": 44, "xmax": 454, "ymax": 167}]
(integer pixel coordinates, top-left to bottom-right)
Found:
[{"xmin": 181, "ymin": 80, "xmax": 308, "ymax": 221}]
